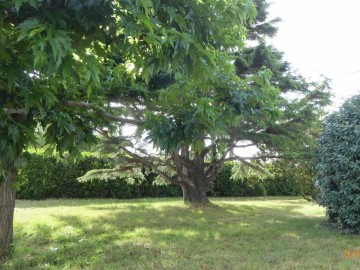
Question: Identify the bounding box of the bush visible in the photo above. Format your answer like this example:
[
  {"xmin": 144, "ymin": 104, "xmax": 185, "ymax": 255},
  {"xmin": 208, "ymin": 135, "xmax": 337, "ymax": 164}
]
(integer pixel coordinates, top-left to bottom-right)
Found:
[{"xmin": 315, "ymin": 94, "xmax": 360, "ymax": 233}]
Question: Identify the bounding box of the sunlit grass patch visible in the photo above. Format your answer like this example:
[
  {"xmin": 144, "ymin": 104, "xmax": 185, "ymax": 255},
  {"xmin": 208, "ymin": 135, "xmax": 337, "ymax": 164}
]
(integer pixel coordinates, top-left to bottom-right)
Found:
[{"xmin": 3, "ymin": 197, "xmax": 360, "ymax": 269}]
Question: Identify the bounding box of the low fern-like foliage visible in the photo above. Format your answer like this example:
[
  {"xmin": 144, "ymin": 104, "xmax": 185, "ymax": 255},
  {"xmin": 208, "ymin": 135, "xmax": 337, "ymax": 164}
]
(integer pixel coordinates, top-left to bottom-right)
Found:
[{"xmin": 316, "ymin": 94, "xmax": 360, "ymax": 233}]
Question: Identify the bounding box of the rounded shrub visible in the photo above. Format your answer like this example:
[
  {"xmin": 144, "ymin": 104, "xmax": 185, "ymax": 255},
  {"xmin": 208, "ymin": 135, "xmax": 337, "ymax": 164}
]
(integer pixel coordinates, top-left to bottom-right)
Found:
[{"xmin": 315, "ymin": 94, "xmax": 360, "ymax": 233}]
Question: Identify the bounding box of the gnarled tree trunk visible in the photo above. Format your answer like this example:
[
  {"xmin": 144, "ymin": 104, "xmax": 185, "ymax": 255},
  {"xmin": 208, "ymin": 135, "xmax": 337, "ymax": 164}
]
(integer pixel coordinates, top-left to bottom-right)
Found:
[
  {"xmin": 0, "ymin": 169, "xmax": 17, "ymax": 262},
  {"xmin": 175, "ymin": 146, "xmax": 219, "ymax": 206},
  {"xmin": 180, "ymin": 176, "xmax": 210, "ymax": 205}
]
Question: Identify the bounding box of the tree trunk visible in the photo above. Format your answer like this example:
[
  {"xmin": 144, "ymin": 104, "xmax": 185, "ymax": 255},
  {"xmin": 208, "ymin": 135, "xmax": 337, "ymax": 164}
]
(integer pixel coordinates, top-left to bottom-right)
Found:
[
  {"xmin": 181, "ymin": 178, "xmax": 209, "ymax": 206},
  {"xmin": 0, "ymin": 169, "xmax": 17, "ymax": 262},
  {"xmin": 176, "ymin": 148, "xmax": 213, "ymax": 206}
]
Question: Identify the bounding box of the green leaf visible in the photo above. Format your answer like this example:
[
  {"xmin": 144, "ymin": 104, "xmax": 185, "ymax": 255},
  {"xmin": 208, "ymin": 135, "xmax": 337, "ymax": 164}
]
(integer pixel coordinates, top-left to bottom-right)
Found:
[
  {"xmin": 61, "ymin": 55, "xmax": 80, "ymax": 81},
  {"xmin": 84, "ymin": 55, "xmax": 101, "ymax": 87},
  {"xmin": 8, "ymin": 125, "xmax": 20, "ymax": 143},
  {"xmin": 17, "ymin": 18, "xmax": 41, "ymax": 41},
  {"xmin": 47, "ymin": 29, "xmax": 72, "ymax": 68}
]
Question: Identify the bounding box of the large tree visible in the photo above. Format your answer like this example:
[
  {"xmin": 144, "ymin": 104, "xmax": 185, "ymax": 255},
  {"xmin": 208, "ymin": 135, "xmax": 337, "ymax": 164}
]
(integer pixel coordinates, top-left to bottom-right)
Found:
[
  {"xmin": 79, "ymin": 0, "xmax": 330, "ymax": 204},
  {"xmin": 0, "ymin": 0, "xmax": 257, "ymax": 259}
]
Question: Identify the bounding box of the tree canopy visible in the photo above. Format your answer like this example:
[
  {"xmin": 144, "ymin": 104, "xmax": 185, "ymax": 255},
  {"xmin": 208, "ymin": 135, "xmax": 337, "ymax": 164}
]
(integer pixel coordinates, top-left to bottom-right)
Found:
[
  {"xmin": 0, "ymin": 0, "xmax": 333, "ymax": 260},
  {"xmin": 1, "ymin": 0, "xmax": 258, "ymax": 165},
  {"xmin": 78, "ymin": 0, "xmax": 331, "ymax": 204},
  {"xmin": 1, "ymin": 0, "xmax": 262, "ymax": 259}
]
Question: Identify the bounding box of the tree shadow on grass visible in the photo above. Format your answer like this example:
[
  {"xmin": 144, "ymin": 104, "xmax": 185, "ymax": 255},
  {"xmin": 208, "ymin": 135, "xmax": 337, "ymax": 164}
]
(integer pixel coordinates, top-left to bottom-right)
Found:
[
  {"xmin": 14, "ymin": 196, "xmax": 303, "ymax": 209},
  {"xmin": 14, "ymin": 197, "xmax": 182, "ymax": 209},
  {"xmin": 6, "ymin": 200, "xmax": 360, "ymax": 270}
]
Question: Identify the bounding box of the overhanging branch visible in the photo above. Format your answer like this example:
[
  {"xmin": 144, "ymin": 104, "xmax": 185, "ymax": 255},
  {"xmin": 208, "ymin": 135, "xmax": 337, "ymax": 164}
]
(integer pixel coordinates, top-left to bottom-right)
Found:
[
  {"xmin": 207, "ymin": 155, "xmax": 281, "ymax": 175},
  {"xmin": 224, "ymin": 155, "xmax": 281, "ymax": 161},
  {"xmin": 64, "ymin": 101, "xmax": 144, "ymax": 125},
  {"xmin": 120, "ymin": 146, "xmax": 181, "ymax": 186},
  {"xmin": 238, "ymin": 159, "xmax": 269, "ymax": 175},
  {"xmin": 3, "ymin": 108, "xmax": 25, "ymax": 115},
  {"xmin": 234, "ymin": 143, "xmax": 256, "ymax": 148}
]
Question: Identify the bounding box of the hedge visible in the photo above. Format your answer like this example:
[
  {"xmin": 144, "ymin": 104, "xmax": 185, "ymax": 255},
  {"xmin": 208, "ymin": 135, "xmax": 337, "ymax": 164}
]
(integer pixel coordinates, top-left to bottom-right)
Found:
[
  {"xmin": 315, "ymin": 94, "xmax": 360, "ymax": 233},
  {"xmin": 17, "ymin": 155, "xmax": 182, "ymax": 200},
  {"xmin": 17, "ymin": 155, "xmax": 312, "ymax": 200}
]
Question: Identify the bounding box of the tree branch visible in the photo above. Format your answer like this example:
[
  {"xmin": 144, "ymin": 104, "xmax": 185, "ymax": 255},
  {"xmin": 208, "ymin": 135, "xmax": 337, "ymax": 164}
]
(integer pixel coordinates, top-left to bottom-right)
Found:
[
  {"xmin": 3, "ymin": 108, "xmax": 25, "ymax": 115},
  {"xmin": 229, "ymin": 158, "xmax": 270, "ymax": 175},
  {"xmin": 204, "ymin": 150, "xmax": 227, "ymax": 184},
  {"xmin": 205, "ymin": 155, "xmax": 280, "ymax": 176},
  {"xmin": 233, "ymin": 143, "xmax": 256, "ymax": 148},
  {"xmin": 63, "ymin": 101, "xmax": 144, "ymax": 125},
  {"xmin": 205, "ymin": 163, "xmax": 224, "ymax": 184},
  {"xmin": 173, "ymin": 153, "xmax": 193, "ymax": 168},
  {"xmin": 173, "ymin": 155, "xmax": 192, "ymax": 184},
  {"xmin": 224, "ymin": 155, "xmax": 281, "ymax": 161},
  {"xmin": 120, "ymin": 146, "xmax": 182, "ymax": 186}
]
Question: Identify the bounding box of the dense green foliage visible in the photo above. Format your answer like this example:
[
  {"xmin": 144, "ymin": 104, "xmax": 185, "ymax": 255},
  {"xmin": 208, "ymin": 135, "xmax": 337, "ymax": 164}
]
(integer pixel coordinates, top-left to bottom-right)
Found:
[
  {"xmin": 0, "ymin": 0, "xmax": 260, "ymax": 256},
  {"xmin": 87, "ymin": 0, "xmax": 330, "ymax": 205},
  {"xmin": 316, "ymin": 95, "xmax": 360, "ymax": 233},
  {"xmin": 265, "ymin": 159, "xmax": 317, "ymax": 198},
  {"xmin": 0, "ymin": 0, "xmax": 258, "ymax": 187},
  {"xmin": 17, "ymin": 156, "xmax": 312, "ymax": 200},
  {"xmin": 1, "ymin": 0, "xmax": 253, "ymax": 172},
  {"xmin": 0, "ymin": 0, "xmax": 330, "ymax": 259}
]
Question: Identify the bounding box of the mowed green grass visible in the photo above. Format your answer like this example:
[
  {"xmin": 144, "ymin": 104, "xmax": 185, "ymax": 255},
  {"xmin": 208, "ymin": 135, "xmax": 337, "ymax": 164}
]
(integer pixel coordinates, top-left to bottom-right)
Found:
[{"xmin": 3, "ymin": 197, "xmax": 360, "ymax": 270}]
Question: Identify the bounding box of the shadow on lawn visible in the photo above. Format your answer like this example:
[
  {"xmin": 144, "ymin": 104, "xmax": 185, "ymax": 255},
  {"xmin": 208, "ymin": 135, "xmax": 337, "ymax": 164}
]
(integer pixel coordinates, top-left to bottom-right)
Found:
[
  {"xmin": 14, "ymin": 196, "xmax": 302, "ymax": 209},
  {"xmin": 14, "ymin": 197, "xmax": 181, "ymax": 208},
  {"xmin": 8, "ymin": 200, "xmax": 353, "ymax": 269}
]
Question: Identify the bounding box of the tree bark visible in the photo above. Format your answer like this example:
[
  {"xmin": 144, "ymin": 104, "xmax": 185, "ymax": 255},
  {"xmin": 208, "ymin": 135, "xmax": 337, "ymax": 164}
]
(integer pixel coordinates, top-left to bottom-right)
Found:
[
  {"xmin": 176, "ymin": 148, "xmax": 212, "ymax": 206},
  {"xmin": 180, "ymin": 178, "xmax": 210, "ymax": 205},
  {"xmin": 0, "ymin": 169, "xmax": 17, "ymax": 262}
]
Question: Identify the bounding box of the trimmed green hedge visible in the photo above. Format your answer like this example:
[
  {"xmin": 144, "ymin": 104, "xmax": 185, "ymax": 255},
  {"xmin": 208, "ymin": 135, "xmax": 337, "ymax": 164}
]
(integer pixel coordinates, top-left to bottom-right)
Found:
[
  {"xmin": 17, "ymin": 155, "xmax": 182, "ymax": 200},
  {"xmin": 17, "ymin": 155, "xmax": 312, "ymax": 200}
]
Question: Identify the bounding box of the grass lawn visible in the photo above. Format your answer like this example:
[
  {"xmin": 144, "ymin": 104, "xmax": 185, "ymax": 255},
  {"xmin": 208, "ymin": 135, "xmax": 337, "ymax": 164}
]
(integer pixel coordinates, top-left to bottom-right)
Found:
[{"xmin": 3, "ymin": 197, "xmax": 360, "ymax": 269}]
